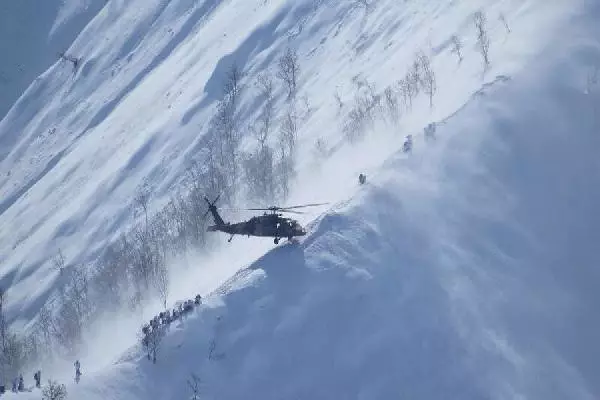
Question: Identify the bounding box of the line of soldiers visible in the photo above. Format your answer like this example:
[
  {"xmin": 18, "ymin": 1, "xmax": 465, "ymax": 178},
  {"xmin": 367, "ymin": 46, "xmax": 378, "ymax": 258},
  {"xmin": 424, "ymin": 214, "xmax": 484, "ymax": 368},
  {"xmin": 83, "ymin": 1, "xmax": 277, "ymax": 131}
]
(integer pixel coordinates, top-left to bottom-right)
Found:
[
  {"xmin": 358, "ymin": 123, "xmax": 437, "ymax": 186},
  {"xmin": 404, "ymin": 122, "xmax": 437, "ymax": 153},
  {"xmin": 0, "ymin": 370, "xmax": 41, "ymax": 394},
  {"xmin": 142, "ymin": 294, "xmax": 202, "ymax": 349}
]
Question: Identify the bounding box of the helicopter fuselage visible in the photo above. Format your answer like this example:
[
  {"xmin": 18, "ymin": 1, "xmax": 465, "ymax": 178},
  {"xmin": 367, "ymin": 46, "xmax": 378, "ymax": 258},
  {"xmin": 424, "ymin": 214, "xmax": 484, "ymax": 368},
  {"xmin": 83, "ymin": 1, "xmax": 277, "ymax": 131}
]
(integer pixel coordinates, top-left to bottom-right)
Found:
[
  {"xmin": 204, "ymin": 196, "xmax": 321, "ymax": 244},
  {"xmin": 208, "ymin": 214, "xmax": 306, "ymax": 239}
]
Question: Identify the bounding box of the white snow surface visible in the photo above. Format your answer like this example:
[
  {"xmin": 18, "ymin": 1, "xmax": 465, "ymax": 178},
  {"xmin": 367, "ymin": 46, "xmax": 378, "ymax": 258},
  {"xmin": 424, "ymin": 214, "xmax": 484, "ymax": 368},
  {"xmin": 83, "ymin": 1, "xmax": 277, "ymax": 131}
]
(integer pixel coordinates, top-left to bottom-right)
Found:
[{"xmin": 1, "ymin": 0, "xmax": 600, "ymax": 398}]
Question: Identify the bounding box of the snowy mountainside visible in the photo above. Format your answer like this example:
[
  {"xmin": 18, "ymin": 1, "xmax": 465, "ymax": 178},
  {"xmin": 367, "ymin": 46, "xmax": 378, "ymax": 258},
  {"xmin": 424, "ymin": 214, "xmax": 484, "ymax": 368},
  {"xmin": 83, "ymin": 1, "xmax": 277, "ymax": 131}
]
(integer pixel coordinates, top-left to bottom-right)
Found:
[
  {"xmin": 0, "ymin": 0, "xmax": 571, "ymax": 323},
  {"xmin": 1, "ymin": 0, "xmax": 599, "ymax": 398},
  {"xmin": 35, "ymin": 14, "xmax": 600, "ymax": 397}
]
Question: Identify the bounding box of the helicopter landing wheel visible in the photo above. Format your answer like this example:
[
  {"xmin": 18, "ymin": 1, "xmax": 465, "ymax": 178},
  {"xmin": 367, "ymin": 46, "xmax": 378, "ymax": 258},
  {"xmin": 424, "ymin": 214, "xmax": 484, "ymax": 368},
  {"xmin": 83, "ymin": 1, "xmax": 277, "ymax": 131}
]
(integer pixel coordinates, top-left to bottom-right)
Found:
[{"xmin": 274, "ymin": 237, "xmax": 280, "ymax": 244}]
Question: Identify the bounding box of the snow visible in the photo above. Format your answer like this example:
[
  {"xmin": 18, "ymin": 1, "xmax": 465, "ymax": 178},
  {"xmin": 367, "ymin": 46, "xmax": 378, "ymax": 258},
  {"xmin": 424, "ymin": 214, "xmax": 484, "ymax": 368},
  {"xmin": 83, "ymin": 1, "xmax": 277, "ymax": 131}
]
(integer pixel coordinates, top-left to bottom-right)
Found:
[{"xmin": 1, "ymin": 0, "xmax": 600, "ymax": 398}]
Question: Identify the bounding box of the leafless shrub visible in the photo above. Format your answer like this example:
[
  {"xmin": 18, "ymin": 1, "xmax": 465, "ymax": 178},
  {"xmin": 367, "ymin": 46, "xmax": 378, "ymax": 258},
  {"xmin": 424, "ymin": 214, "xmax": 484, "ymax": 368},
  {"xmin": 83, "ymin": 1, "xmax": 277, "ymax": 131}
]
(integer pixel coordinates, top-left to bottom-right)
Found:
[
  {"xmin": 450, "ymin": 35, "xmax": 463, "ymax": 63},
  {"xmin": 334, "ymin": 90, "xmax": 344, "ymax": 112},
  {"xmin": 42, "ymin": 380, "xmax": 67, "ymax": 400},
  {"xmin": 187, "ymin": 373, "xmax": 202, "ymax": 400},
  {"xmin": 499, "ymin": 13, "xmax": 511, "ymax": 34},
  {"xmin": 53, "ymin": 249, "xmax": 66, "ymax": 275},
  {"xmin": 208, "ymin": 338, "xmax": 225, "ymax": 360}
]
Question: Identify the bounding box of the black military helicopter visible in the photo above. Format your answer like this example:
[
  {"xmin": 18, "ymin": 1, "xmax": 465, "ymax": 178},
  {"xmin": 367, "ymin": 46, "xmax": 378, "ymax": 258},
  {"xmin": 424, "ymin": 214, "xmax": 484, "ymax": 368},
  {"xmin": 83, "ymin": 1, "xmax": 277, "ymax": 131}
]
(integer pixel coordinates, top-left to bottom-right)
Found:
[{"xmin": 204, "ymin": 196, "xmax": 327, "ymax": 244}]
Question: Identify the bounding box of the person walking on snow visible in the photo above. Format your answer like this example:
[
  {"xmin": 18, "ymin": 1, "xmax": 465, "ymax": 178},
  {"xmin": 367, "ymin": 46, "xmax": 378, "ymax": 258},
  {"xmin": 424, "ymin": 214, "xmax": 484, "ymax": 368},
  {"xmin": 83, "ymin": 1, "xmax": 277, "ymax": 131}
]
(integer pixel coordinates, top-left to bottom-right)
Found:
[
  {"xmin": 358, "ymin": 173, "xmax": 366, "ymax": 185},
  {"xmin": 403, "ymin": 134, "xmax": 413, "ymax": 153},
  {"xmin": 34, "ymin": 370, "xmax": 41, "ymax": 388},
  {"xmin": 74, "ymin": 360, "xmax": 82, "ymax": 383}
]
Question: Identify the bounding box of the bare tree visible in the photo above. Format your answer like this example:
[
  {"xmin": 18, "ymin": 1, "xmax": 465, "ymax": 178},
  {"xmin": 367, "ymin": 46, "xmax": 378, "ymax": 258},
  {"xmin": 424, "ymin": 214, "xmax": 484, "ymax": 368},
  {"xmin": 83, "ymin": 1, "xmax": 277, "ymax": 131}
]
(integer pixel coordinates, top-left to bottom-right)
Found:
[
  {"xmin": 280, "ymin": 105, "xmax": 298, "ymax": 156},
  {"xmin": 209, "ymin": 63, "xmax": 244, "ymax": 203},
  {"xmin": 2, "ymin": 333, "xmax": 26, "ymax": 384},
  {"xmin": 42, "ymin": 380, "xmax": 68, "ymax": 400},
  {"xmin": 277, "ymin": 47, "xmax": 300, "ymax": 100},
  {"xmin": 253, "ymin": 73, "xmax": 276, "ymax": 145},
  {"xmin": 53, "ymin": 249, "xmax": 67, "ymax": 275},
  {"xmin": 134, "ymin": 183, "xmax": 151, "ymax": 231},
  {"xmin": 93, "ymin": 244, "xmax": 129, "ymax": 310},
  {"xmin": 450, "ymin": 35, "xmax": 463, "ymax": 63},
  {"xmin": 408, "ymin": 58, "xmax": 422, "ymax": 96},
  {"xmin": 53, "ymin": 265, "xmax": 91, "ymax": 355},
  {"xmin": 397, "ymin": 77, "xmax": 415, "ymax": 109},
  {"xmin": 224, "ymin": 63, "xmax": 243, "ymax": 110},
  {"xmin": 274, "ymin": 104, "xmax": 299, "ymax": 200},
  {"xmin": 145, "ymin": 325, "xmax": 164, "ymax": 364},
  {"xmin": 343, "ymin": 79, "xmax": 380, "ymax": 141},
  {"xmin": 334, "ymin": 90, "xmax": 344, "ymax": 112},
  {"xmin": 353, "ymin": 0, "xmax": 371, "ymax": 9},
  {"xmin": 383, "ymin": 86, "xmax": 400, "ymax": 123},
  {"xmin": 474, "ymin": 11, "xmax": 491, "ymax": 67},
  {"xmin": 187, "ymin": 372, "xmax": 202, "ymax": 400},
  {"xmin": 244, "ymin": 144, "xmax": 276, "ymax": 204},
  {"xmin": 417, "ymin": 52, "xmax": 436, "ymax": 107},
  {"xmin": 35, "ymin": 304, "xmax": 55, "ymax": 362},
  {"xmin": 0, "ymin": 289, "xmax": 8, "ymax": 384},
  {"xmin": 153, "ymin": 262, "xmax": 169, "ymax": 310}
]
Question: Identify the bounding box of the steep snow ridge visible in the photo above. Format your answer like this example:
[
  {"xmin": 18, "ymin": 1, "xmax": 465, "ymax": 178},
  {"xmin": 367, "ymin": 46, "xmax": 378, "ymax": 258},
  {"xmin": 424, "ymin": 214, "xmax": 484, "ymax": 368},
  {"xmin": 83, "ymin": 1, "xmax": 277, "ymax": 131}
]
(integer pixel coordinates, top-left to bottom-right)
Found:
[
  {"xmin": 0, "ymin": 0, "xmax": 566, "ymax": 321},
  {"xmin": 20, "ymin": 3, "xmax": 598, "ymax": 398}
]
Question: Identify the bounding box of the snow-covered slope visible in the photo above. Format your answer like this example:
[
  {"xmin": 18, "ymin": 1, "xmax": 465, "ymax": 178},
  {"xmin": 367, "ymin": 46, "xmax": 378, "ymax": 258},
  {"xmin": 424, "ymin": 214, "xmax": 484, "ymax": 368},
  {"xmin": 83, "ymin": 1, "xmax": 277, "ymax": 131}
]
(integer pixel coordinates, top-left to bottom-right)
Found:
[
  {"xmin": 0, "ymin": 0, "xmax": 105, "ymax": 120},
  {"xmin": 0, "ymin": 0, "xmax": 570, "ymax": 322},
  {"xmin": 2, "ymin": 0, "xmax": 599, "ymax": 398},
  {"xmin": 25, "ymin": 11, "xmax": 600, "ymax": 396}
]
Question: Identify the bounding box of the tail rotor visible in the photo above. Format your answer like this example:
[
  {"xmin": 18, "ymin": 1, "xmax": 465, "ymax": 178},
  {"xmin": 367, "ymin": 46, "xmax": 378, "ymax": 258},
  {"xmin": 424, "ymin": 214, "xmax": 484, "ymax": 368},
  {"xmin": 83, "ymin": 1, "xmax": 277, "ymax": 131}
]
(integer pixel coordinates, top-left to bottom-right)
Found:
[{"xmin": 203, "ymin": 194, "xmax": 221, "ymax": 219}]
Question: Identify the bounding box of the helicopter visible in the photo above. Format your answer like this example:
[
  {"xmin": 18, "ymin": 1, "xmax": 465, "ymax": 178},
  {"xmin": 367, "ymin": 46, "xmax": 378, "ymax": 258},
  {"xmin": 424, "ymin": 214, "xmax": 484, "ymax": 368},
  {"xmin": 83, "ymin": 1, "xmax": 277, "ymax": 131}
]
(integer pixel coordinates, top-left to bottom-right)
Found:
[{"xmin": 203, "ymin": 196, "xmax": 327, "ymax": 244}]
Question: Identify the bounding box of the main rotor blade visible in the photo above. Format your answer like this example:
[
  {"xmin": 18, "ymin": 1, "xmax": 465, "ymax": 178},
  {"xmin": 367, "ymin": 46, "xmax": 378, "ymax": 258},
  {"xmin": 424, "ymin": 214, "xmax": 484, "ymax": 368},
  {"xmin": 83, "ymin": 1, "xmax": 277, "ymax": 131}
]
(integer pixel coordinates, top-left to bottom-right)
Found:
[
  {"xmin": 278, "ymin": 202, "xmax": 329, "ymax": 210},
  {"xmin": 245, "ymin": 202, "xmax": 328, "ymax": 211},
  {"xmin": 280, "ymin": 210, "xmax": 304, "ymax": 214}
]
